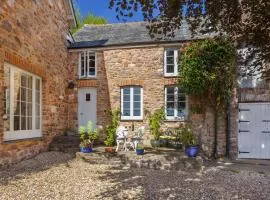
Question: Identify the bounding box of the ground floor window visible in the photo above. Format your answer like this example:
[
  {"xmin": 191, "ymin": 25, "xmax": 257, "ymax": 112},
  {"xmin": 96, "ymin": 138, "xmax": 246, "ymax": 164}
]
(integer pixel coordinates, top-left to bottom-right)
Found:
[
  {"xmin": 3, "ymin": 63, "xmax": 42, "ymax": 141},
  {"xmin": 165, "ymin": 86, "xmax": 188, "ymax": 120},
  {"xmin": 121, "ymin": 86, "xmax": 143, "ymax": 120}
]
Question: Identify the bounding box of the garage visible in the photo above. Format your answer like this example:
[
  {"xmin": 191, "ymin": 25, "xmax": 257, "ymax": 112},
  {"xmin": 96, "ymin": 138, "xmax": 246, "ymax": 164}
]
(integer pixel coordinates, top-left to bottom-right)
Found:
[{"xmin": 238, "ymin": 103, "xmax": 270, "ymax": 159}]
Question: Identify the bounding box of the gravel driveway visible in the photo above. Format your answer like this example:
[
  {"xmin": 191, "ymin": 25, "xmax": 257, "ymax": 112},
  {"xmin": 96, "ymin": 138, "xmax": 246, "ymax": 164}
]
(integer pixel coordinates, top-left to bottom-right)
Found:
[{"xmin": 0, "ymin": 151, "xmax": 269, "ymax": 200}]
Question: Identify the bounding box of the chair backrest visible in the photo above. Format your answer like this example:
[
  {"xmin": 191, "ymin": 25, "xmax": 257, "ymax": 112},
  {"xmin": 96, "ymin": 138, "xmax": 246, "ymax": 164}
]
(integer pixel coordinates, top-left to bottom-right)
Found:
[
  {"xmin": 116, "ymin": 126, "xmax": 128, "ymax": 139},
  {"xmin": 136, "ymin": 126, "xmax": 145, "ymax": 138}
]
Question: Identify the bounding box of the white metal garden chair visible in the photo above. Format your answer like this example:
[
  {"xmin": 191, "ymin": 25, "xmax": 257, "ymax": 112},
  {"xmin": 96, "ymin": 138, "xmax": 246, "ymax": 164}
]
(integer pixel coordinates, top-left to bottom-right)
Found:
[
  {"xmin": 115, "ymin": 126, "xmax": 128, "ymax": 152},
  {"xmin": 129, "ymin": 126, "xmax": 145, "ymax": 151}
]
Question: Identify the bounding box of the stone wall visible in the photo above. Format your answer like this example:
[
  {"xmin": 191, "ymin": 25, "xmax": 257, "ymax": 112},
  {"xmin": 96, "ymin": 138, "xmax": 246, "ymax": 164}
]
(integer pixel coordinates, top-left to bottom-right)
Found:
[
  {"xmin": 0, "ymin": 0, "xmax": 72, "ymax": 167},
  {"xmin": 69, "ymin": 45, "xmax": 227, "ymax": 157}
]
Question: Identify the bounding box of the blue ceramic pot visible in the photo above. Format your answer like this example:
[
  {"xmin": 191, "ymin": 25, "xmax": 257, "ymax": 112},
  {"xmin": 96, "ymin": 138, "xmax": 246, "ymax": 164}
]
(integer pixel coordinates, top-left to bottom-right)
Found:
[
  {"xmin": 136, "ymin": 149, "xmax": 144, "ymax": 155},
  {"xmin": 80, "ymin": 147, "xmax": 93, "ymax": 153},
  {"xmin": 185, "ymin": 145, "xmax": 199, "ymax": 157}
]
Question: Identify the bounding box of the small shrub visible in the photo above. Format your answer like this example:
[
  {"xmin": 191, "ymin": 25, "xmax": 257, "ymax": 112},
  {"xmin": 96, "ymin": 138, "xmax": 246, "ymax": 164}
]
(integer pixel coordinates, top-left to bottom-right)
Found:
[
  {"xmin": 79, "ymin": 121, "xmax": 99, "ymax": 148},
  {"xmin": 104, "ymin": 108, "xmax": 120, "ymax": 147},
  {"xmin": 178, "ymin": 125, "xmax": 197, "ymax": 146},
  {"xmin": 148, "ymin": 108, "xmax": 165, "ymax": 140}
]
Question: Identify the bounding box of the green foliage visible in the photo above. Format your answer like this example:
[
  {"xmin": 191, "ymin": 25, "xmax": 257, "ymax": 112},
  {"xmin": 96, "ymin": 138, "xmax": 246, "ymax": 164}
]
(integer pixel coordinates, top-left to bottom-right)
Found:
[
  {"xmin": 70, "ymin": 6, "xmax": 108, "ymax": 34},
  {"xmin": 104, "ymin": 108, "xmax": 120, "ymax": 147},
  {"xmin": 179, "ymin": 38, "xmax": 236, "ymax": 110},
  {"xmin": 79, "ymin": 121, "xmax": 99, "ymax": 148},
  {"xmin": 148, "ymin": 108, "xmax": 165, "ymax": 140},
  {"xmin": 178, "ymin": 126, "xmax": 197, "ymax": 146}
]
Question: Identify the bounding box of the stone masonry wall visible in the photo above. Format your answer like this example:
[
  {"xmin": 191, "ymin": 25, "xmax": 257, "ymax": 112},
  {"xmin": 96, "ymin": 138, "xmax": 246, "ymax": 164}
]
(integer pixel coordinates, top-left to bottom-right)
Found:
[
  {"xmin": 0, "ymin": 0, "xmax": 72, "ymax": 167},
  {"xmin": 69, "ymin": 45, "xmax": 227, "ymax": 157}
]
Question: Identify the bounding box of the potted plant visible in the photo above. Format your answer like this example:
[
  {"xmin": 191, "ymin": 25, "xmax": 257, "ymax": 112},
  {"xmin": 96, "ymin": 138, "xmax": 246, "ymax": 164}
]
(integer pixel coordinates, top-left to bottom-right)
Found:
[
  {"xmin": 180, "ymin": 126, "xmax": 198, "ymax": 157},
  {"xmin": 79, "ymin": 121, "xmax": 99, "ymax": 153},
  {"xmin": 104, "ymin": 109, "xmax": 120, "ymax": 153},
  {"xmin": 148, "ymin": 108, "xmax": 165, "ymax": 148},
  {"xmin": 136, "ymin": 144, "xmax": 144, "ymax": 155}
]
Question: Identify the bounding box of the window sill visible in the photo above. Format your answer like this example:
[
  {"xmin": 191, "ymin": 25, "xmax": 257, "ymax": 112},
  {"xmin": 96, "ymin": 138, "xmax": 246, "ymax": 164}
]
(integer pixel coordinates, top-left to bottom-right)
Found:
[
  {"xmin": 164, "ymin": 74, "xmax": 178, "ymax": 78},
  {"xmin": 3, "ymin": 130, "xmax": 42, "ymax": 142},
  {"xmin": 78, "ymin": 77, "xmax": 97, "ymax": 80},
  {"xmin": 121, "ymin": 117, "xmax": 143, "ymax": 121},
  {"xmin": 165, "ymin": 118, "xmax": 187, "ymax": 122},
  {"xmin": 3, "ymin": 136, "xmax": 44, "ymax": 144}
]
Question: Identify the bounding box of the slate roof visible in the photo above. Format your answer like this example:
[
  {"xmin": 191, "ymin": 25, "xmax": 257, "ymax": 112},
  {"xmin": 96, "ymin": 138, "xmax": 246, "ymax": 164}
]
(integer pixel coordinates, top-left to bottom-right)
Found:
[{"xmin": 69, "ymin": 21, "xmax": 214, "ymax": 49}]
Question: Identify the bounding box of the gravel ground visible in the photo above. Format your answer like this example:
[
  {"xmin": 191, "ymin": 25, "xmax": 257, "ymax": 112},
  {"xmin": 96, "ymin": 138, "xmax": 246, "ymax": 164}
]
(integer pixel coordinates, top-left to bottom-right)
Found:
[{"xmin": 0, "ymin": 152, "xmax": 270, "ymax": 200}]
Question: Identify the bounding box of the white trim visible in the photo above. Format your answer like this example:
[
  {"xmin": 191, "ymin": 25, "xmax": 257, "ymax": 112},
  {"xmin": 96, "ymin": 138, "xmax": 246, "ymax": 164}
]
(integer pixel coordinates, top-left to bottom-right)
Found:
[
  {"xmin": 165, "ymin": 86, "xmax": 188, "ymax": 121},
  {"xmin": 164, "ymin": 49, "xmax": 179, "ymax": 77},
  {"xmin": 79, "ymin": 51, "xmax": 97, "ymax": 79},
  {"xmin": 3, "ymin": 63, "xmax": 42, "ymax": 141},
  {"xmin": 121, "ymin": 86, "xmax": 143, "ymax": 120}
]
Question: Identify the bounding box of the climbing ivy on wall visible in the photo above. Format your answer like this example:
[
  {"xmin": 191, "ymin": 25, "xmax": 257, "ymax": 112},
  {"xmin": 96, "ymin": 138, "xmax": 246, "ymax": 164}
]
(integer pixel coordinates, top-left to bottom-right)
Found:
[{"xmin": 179, "ymin": 38, "xmax": 236, "ymax": 158}]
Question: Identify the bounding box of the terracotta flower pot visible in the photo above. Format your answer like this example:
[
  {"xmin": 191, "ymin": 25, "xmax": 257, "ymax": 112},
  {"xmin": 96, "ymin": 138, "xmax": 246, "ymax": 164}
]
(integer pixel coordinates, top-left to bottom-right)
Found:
[{"xmin": 105, "ymin": 147, "xmax": 116, "ymax": 153}]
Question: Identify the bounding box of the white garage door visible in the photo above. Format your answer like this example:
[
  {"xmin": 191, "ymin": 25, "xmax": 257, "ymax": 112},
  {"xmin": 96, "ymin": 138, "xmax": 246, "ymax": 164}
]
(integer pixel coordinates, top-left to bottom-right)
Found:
[{"xmin": 238, "ymin": 103, "xmax": 270, "ymax": 159}]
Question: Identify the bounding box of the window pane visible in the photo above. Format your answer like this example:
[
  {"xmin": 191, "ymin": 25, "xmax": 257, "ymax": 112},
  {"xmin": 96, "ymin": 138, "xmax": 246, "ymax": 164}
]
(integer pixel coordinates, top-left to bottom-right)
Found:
[
  {"xmin": 21, "ymin": 75, "xmax": 27, "ymax": 87},
  {"xmin": 27, "ymin": 117, "xmax": 32, "ymax": 129},
  {"xmin": 36, "ymin": 91, "xmax": 40, "ymax": 104},
  {"xmin": 167, "ymin": 50, "xmax": 174, "ymax": 57},
  {"xmin": 167, "ymin": 94, "xmax": 174, "ymax": 102},
  {"xmin": 133, "ymin": 87, "xmax": 141, "ymax": 95},
  {"xmin": 166, "ymin": 102, "xmax": 174, "ymax": 116},
  {"xmin": 28, "ymin": 76, "xmax": 32, "ymax": 89},
  {"xmin": 134, "ymin": 109, "xmax": 141, "ymax": 116},
  {"xmin": 81, "ymin": 53, "xmax": 85, "ymax": 76},
  {"xmin": 36, "ymin": 117, "xmax": 40, "ymax": 129},
  {"xmin": 21, "ymin": 102, "xmax": 26, "ymax": 116},
  {"xmin": 89, "ymin": 67, "xmax": 95, "ymax": 76},
  {"xmin": 123, "ymin": 88, "xmax": 130, "ymax": 95},
  {"xmin": 21, "ymin": 88, "xmax": 27, "ymax": 102},
  {"xmin": 36, "ymin": 104, "xmax": 40, "ymax": 116},
  {"xmin": 134, "ymin": 95, "xmax": 141, "ymax": 101},
  {"xmin": 14, "ymin": 101, "xmax": 20, "ymax": 115},
  {"xmin": 167, "ymin": 87, "xmax": 174, "ymax": 94},
  {"xmin": 21, "ymin": 116, "xmax": 27, "ymax": 130},
  {"xmin": 166, "ymin": 57, "xmax": 174, "ymax": 65},
  {"xmin": 123, "ymin": 94, "xmax": 130, "ymax": 101},
  {"xmin": 36, "ymin": 79, "xmax": 40, "ymax": 91},
  {"xmin": 178, "ymin": 94, "xmax": 186, "ymax": 102},
  {"xmin": 123, "ymin": 110, "xmax": 130, "ymax": 116},
  {"xmin": 134, "ymin": 102, "xmax": 141, "ymax": 109},
  {"xmin": 89, "ymin": 60, "xmax": 95, "ymax": 68},
  {"xmin": 166, "ymin": 65, "xmax": 174, "ymax": 73},
  {"xmin": 14, "ymin": 116, "xmax": 20, "ymax": 130},
  {"xmin": 27, "ymin": 90, "xmax": 32, "ymax": 103},
  {"xmin": 27, "ymin": 103, "xmax": 32, "ymax": 116}
]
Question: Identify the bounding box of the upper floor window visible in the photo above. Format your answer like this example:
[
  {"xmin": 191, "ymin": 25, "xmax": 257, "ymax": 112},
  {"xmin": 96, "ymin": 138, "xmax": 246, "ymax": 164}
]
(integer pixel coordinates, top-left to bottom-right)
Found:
[
  {"xmin": 165, "ymin": 86, "xmax": 188, "ymax": 121},
  {"xmin": 121, "ymin": 86, "xmax": 143, "ymax": 120},
  {"xmin": 3, "ymin": 63, "xmax": 42, "ymax": 141},
  {"xmin": 79, "ymin": 51, "xmax": 96, "ymax": 78},
  {"xmin": 164, "ymin": 49, "xmax": 179, "ymax": 77}
]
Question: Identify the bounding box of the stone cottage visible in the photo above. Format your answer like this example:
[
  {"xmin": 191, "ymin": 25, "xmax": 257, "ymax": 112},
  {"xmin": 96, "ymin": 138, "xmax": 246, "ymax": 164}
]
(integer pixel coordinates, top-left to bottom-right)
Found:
[
  {"xmin": 67, "ymin": 22, "xmax": 230, "ymax": 158},
  {"xmin": 0, "ymin": 0, "xmax": 76, "ymax": 166}
]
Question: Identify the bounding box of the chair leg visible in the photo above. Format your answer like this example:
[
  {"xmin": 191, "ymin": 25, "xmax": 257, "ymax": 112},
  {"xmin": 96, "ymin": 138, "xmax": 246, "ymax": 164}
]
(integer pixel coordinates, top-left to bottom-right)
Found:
[{"xmin": 116, "ymin": 140, "xmax": 120, "ymax": 152}]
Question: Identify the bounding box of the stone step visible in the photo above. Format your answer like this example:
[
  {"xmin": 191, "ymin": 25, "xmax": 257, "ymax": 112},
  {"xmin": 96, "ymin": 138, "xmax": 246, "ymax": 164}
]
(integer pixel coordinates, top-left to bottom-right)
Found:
[
  {"xmin": 76, "ymin": 148, "xmax": 204, "ymax": 172},
  {"xmin": 49, "ymin": 135, "xmax": 80, "ymax": 152}
]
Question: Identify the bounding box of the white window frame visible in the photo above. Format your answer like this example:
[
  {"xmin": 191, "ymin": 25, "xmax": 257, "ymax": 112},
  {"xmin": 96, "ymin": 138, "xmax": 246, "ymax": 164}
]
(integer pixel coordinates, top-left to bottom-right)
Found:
[
  {"xmin": 3, "ymin": 63, "xmax": 42, "ymax": 141},
  {"xmin": 165, "ymin": 86, "xmax": 188, "ymax": 121},
  {"xmin": 121, "ymin": 86, "xmax": 143, "ymax": 120},
  {"xmin": 78, "ymin": 51, "xmax": 97, "ymax": 79},
  {"xmin": 164, "ymin": 49, "xmax": 179, "ymax": 77}
]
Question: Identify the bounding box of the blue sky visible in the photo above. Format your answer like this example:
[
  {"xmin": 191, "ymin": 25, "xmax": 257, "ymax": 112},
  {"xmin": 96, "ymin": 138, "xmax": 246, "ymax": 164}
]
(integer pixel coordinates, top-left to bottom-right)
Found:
[
  {"xmin": 75, "ymin": 0, "xmax": 205, "ymax": 24},
  {"xmin": 75, "ymin": 0, "xmax": 144, "ymax": 23}
]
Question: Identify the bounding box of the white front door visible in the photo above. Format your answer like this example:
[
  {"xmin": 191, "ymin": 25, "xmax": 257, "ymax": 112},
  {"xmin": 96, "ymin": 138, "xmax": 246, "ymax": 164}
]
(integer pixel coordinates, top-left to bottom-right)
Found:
[
  {"xmin": 78, "ymin": 88, "xmax": 97, "ymax": 129},
  {"xmin": 238, "ymin": 103, "xmax": 270, "ymax": 159}
]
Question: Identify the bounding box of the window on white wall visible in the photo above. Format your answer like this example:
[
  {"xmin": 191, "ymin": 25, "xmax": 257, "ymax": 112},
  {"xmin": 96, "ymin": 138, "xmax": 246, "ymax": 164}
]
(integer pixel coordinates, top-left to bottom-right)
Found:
[
  {"xmin": 121, "ymin": 86, "xmax": 143, "ymax": 120},
  {"xmin": 165, "ymin": 86, "xmax": 188, "ymax": 120},
  {"xmin": 3, "ymin": 63, "xmax": 42, "ymax": 141},
  {"xmin": 79, "ymin": 51, "xmax": 96, "ymax": 78},
  {"xmin": 164, "ymin": 49, "xmax": 179, "ymax": 76}
]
